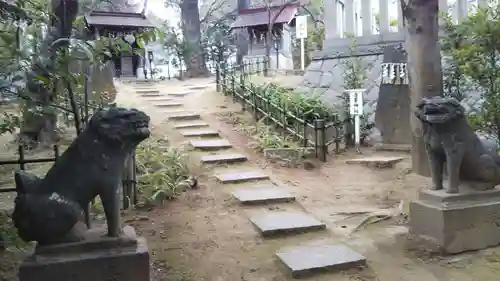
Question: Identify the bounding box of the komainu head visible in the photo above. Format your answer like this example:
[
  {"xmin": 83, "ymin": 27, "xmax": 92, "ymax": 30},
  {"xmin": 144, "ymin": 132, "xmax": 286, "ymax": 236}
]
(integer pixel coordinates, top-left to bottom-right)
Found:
[
  {"xmin": 415, "ymin": 96, "xmax": 465, "ymax": 124},
  {"xmin": 88, "ymin": 107, "xmax": 151, "ymax": 146}
]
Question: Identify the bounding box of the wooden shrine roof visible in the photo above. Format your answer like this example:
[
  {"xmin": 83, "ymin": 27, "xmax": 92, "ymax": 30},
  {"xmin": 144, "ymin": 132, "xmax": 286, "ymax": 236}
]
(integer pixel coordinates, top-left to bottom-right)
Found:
[
  {"xmin": 230, "ymin": 1, "xmax": 299, "ymax": 29},
  {"xmin": 84, "ymin": 0, "xmax": 154, "ymax": 28}
]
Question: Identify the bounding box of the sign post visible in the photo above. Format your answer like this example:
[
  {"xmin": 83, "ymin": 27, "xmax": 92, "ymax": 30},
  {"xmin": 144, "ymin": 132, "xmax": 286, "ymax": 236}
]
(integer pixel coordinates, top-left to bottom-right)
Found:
[
  {"xmin": 295, "ymin": 15, "xmax": 308, "ymax": 70},
  {"xmin": 346, "ymin": 89, "xmax": 365, "ymax": 152}
]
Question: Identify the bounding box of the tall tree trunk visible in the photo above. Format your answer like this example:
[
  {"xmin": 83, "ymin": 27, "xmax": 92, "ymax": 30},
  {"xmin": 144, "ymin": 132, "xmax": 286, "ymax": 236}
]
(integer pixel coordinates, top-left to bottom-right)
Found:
[
  {"xmin": 20, "ymin": 0, "xmax": 79, "ymax": 146},
  {"xmin": 236, "ymin": 0, "xmax": 249, "ymax": 65},
  {"xmin": 20, "ymin": 67, "xmax": 59, "ymax": 146},
  {"xmin": 403, "ymin": 0, "xmax": 443, "ymax": 176},
  {"xmin": 180, "ymin": 0, "xmax": 208, "ymax": 78}
]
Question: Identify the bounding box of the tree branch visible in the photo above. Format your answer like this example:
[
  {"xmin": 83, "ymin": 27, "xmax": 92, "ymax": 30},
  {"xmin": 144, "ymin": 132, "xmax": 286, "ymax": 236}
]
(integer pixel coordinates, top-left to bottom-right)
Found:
[
  {"xmin": 200, "ymin": 0, "xmax": 228, "ymax": 24},
  {"xmin": 300, "ymin": 5, "xmax": 323, "ymax": 28}
]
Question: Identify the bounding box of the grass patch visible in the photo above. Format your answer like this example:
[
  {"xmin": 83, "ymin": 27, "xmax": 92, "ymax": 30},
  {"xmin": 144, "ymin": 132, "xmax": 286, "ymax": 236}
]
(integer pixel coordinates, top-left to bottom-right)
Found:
[
  {"xmin": 220, "ymin": 112, "xmax": 298, "ymax": 152},
  {"xmin": 0, "ymin": 211, "xmax": 30, "ymax": 250},
  {"xmin": 135, "ymin": 137, "xmax": 196, "ymax": 206}
]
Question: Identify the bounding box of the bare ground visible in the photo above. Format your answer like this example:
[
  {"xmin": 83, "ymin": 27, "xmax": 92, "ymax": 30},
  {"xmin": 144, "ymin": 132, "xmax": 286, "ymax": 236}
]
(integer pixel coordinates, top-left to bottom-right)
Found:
[
  {"xmin": 1, "ymin": 77, "xmax": 500, "ymax": 281},
  {"xmin": 117, "ymin": 78, "xmax": 500, "ymax": 281}
]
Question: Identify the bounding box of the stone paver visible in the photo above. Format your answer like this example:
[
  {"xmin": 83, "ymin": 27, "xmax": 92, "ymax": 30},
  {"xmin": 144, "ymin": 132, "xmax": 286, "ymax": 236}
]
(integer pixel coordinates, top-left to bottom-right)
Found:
[
  {"xmin": 188, "ymin": 84, "xmax": 213, "ymax": 90},
  {"xmin": 232, "ymin": 186, "xmax": 295, "ymax": 204},
  {"xmin": 216, "ymin": 171, "xmax": 269, "ymax": 184},
  {"xmin": 200, "ymin": 153, "xmax": 248, "ymax": 164},
  {"xmin": 190, "ymin": 139, "xmax": 232, "ymax": 150},
  {"xmin": 345, "ymin": 156, "xmax": 406, "ymax": 168},
  {"xmin": 136, "ymin": 89, "xmax": 160, "ymax": 94},
  {"xmin": 249, "ymin": 211, "xmax": 326, "ymax": 237},
  {"xmin": 374, "ymin": 143, "xmax": 412, "ymax": 152},
  {"xmin": 276, "ymin": 244, "xmax": 366, "ymax": 278},
  {"xmin": 147, "ymin": 98, "xmax": 172, "ymax": 102},
  {"xmin": 167, "ymin": 112, "xmax": 201, "ymax": 121},
  {"xmin": 154, "ymin": 102, "xmax": 183, "ymax": 108},
  {"xmin": 168, "ymin": 91, "xmax": 194, "ymax": 97},
  {"xmin": 173, "ymin": 122, "xmax": 209, "ymax": 129},
  {"xmin": 139, "ymin": 93, "xmax": 162, "ymax": 97},
  {"xmin": 181, "ymin": 129, "xmax": 220, "ymax": 138}
]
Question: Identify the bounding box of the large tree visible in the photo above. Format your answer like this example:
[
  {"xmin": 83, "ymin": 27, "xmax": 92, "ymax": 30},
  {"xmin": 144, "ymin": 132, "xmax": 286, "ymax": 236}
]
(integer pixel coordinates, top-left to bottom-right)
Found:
[
  {"xmin": 179, "ymin": 0, "xmax": 208, "ymax": 77},
  {"xmin": 400, "ymin": 0, "xmax": 443, "ymax": 176}
]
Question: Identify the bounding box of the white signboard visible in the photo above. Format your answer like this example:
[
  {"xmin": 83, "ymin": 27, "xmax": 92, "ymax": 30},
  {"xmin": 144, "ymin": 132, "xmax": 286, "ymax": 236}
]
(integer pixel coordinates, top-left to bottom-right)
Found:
[
  {"xmin": 346, "ymin": 89, "xmax": 364, "ymax": 116},
  {"xmin": 296, "ymin": 15, "xmax": 308, "ymax": 39},
  {"xmin": 345, "ymin": 89, "xmax": 365, "ymax": 149}
]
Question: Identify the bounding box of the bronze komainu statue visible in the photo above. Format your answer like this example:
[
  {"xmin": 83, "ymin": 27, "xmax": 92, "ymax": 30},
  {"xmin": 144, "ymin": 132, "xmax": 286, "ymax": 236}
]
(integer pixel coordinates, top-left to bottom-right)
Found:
[
  {"xmin": 416, "ymin": 96, "xmax": 500, "ymax": 193},
  {"xmin": 12, "ymin": 107, "xmax": 150, "ymax": 245}
]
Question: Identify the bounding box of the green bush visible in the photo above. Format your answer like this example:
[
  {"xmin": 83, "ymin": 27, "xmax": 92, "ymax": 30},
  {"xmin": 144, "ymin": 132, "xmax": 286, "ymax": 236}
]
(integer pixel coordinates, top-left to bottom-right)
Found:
[
  {"xmin": 0, "ymin": 211, "xmax": 29, "ymax": 250},
  {"xmin": 239, "ymin": 82, "xmax": 336, "ymax": 124},
  {"xmin": 135, "ymin": 138, "xmax": 195, "ymax": 206}
]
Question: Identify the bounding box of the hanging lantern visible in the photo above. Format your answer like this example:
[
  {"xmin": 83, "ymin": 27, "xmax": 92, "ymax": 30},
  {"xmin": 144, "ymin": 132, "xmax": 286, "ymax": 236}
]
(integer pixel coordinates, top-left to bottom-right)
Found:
[{"xmin": 124, "ymin": 34, "xmax": 135, "ymax": 44}]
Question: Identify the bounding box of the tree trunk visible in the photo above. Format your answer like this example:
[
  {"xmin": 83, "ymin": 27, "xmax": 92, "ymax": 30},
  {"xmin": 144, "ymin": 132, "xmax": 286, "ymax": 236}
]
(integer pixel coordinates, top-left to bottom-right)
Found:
[
  {"xmin": 20, "ymin": 68, "xmax": 59, "ymax": 146},
  {"xmin": 404, "ymin": 0, "xmax": 443, "ymax": 176},
  {"xmin": 235, "ymin": 29, "xmax": 248, "ymax": 65},
  {"xmin": 180, "ymin": 0, "xmax": 209, "ymax": 78},
  {"xmin": 236, "ymin": 0, "xmax": 249, "ymax": 65}
]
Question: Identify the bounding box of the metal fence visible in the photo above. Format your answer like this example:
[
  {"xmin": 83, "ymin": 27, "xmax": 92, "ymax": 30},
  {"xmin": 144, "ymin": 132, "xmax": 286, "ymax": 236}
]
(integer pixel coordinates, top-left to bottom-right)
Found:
[
  {"xmin": 216, "ymin": 59, "xmax": 344, "ymax": 162},
  {"xmin": 0, "ymin": 101, "xmax": 137, "ymax": 217}
]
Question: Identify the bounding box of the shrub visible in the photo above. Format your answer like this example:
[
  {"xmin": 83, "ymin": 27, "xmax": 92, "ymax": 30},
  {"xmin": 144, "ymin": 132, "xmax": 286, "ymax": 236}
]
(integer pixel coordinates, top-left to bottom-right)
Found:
[
  {"xmin": 244, "ymin": 83, "xmax": 336, "ymax": 125},
  {"xmin": 135, "ymin": 138, "xmax": 195, "ymax": 206}
]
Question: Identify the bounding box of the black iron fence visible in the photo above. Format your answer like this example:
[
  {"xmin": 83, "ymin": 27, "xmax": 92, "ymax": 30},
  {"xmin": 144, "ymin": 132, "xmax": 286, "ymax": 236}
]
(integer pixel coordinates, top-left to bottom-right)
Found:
[
  {"xmin": 0, "ymin": 104, "xmax": 138, "ymax": 213},
  {"xmin": 216, "ymin": 59, "xmax": 344, "ymax": 161}
]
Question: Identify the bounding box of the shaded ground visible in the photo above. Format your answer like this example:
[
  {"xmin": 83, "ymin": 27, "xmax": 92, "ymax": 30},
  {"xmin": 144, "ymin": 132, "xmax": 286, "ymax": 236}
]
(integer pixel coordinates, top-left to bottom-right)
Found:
[
  {"xmin": 2, "ymin": 76, "xmax": 500, "ymax": 281},
  {"xmin": 118, "ymin": 78, "xmax": 500, "ymax": 281}
]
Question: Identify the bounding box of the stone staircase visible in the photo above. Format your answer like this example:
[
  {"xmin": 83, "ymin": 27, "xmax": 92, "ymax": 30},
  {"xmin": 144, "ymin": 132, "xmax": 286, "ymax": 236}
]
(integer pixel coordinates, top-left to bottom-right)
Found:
[{"xmin": 130, "ymin": 80, "xmax": 367, "ymax": 279}]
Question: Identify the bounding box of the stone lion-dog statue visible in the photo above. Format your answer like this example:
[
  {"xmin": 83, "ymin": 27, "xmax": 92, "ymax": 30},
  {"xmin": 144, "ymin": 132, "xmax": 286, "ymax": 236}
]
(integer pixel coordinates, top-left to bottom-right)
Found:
[
  {"xmin": 416, "ymin": 96, "xmax": 500, "ymax": 193},
  {"xmin": 12, "ymin": 107, "xmax": 150, "ymax": 245}
]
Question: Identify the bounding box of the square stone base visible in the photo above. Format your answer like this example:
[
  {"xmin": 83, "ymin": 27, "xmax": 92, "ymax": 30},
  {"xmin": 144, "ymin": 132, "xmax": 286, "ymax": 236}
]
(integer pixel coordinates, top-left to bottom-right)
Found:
[
  {"xmin": 19, "ymin": 226, "xmax": 149, "ymax": 281},
  {"xmin": 409, "ymin": 187, "xmax": 500, "ymax": 254}
]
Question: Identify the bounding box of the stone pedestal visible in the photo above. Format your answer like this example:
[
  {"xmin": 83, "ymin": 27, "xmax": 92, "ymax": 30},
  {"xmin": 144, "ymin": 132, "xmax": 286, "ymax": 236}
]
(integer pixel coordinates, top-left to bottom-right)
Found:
[
  {"xmin": 409, "ymin": 187, "xmax": 500, "ymax": 254},
  {"xmin": 19, "ymin": 226, "xmax": 149, "ymax": 281}
]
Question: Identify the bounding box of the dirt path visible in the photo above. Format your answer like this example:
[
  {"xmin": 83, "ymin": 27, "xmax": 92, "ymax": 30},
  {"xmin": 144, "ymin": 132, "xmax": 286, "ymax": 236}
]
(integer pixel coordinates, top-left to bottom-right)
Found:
[{"xmin": 114, "ymin": 79, "xmax": 500, "ymax": 281}]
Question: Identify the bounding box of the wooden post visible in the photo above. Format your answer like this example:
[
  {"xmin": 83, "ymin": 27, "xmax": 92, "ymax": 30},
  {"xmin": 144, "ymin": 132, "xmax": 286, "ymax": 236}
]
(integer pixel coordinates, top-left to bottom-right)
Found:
[
  {"xmin": 402, "ymin": 0, "xmax": 442, "ymax": 177},
  {"xmin": 315, "ymin": 119, "xmax": 327, "ymax": 162},
  {"xmin": 122, "ymin": 151, "xmax": 134, "ymax": 210},
  {"xmin": 215, "ymin": 64, "xmax": 221, "ymax": 92}
]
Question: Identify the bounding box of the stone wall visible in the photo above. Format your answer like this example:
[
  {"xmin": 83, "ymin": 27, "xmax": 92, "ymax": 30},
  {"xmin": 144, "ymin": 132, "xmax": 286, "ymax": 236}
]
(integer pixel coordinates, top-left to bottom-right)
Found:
[{"xmin": 298, "ymin": 34, "xmax": 406, "ymax": 124}]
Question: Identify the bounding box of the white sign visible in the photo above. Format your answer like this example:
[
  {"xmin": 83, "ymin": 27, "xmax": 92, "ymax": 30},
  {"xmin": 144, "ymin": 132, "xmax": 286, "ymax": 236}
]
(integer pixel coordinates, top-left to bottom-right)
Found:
[
  {"xmin": 346, "ymin": 89, "xmax": 365, "ymax": 149},
  {"xmin": 346, "ymin": 89, "xmax": 364, "ymax": 116},
  {"xmin": 296, "ymin": 15, "xmax": 308, "ymax": 39}
]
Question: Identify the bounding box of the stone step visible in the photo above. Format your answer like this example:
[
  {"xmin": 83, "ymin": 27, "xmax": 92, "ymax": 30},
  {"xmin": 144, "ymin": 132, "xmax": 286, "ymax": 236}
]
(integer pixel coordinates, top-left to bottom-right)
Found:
[
  {"xmin": 136, "ymin": 89, "xmax": 160, "ymax": 94},
  {"xmin": 188, "ymin": 85, "xmax": 211, "ymax": 90},
  {"xmin": 173, "ymin": 122, "xmax": 209, "ymax": 129},
  {"xmin": 276, "ymin": 244, "xmax": 366, "ymax": 278},
  {"xmin": 181, "ymin": 129, "xmax": 219, "ymax": 138},
  {"xmin": 232, "ymin": 186, "xmax": 295, "ymax": 204},
  {"xmin": 200, "ymin": 153, "xmax": 247, "ymax": 164},
  {"xmin": 147, "ymin": 98, "xmax": 172, "ymax": 102},
  {"xmin": 154, "ymin": 102, "xmax": 183, "ymax": 108},
  {"xmin": 374, "ymin": 143, "xmax": 412, "ymax": 152},
  {"xmin": 190, "ymin": 139, "xmax": 232, "ymax": 151},
  {"xmin": 345, "ymin": 156, "xmax": 406, "ymax": 168},
  {"xmin": 167, "ymin": 112, "xmax": 201, "ymax": 121},
  {"xmin": 168, "ymin": 91, "xmax": 194, "ymax": 97},
  {"xmin": 215, "ymin": 171, "xmax": 269, "ymax": 184},
  {"xmin": 139, "ymin": 93, "xmax": 162, "ymax": 97},
  {"xmin": 249, "ymin": 211, "xmax": 326, "ymax": 237}
]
